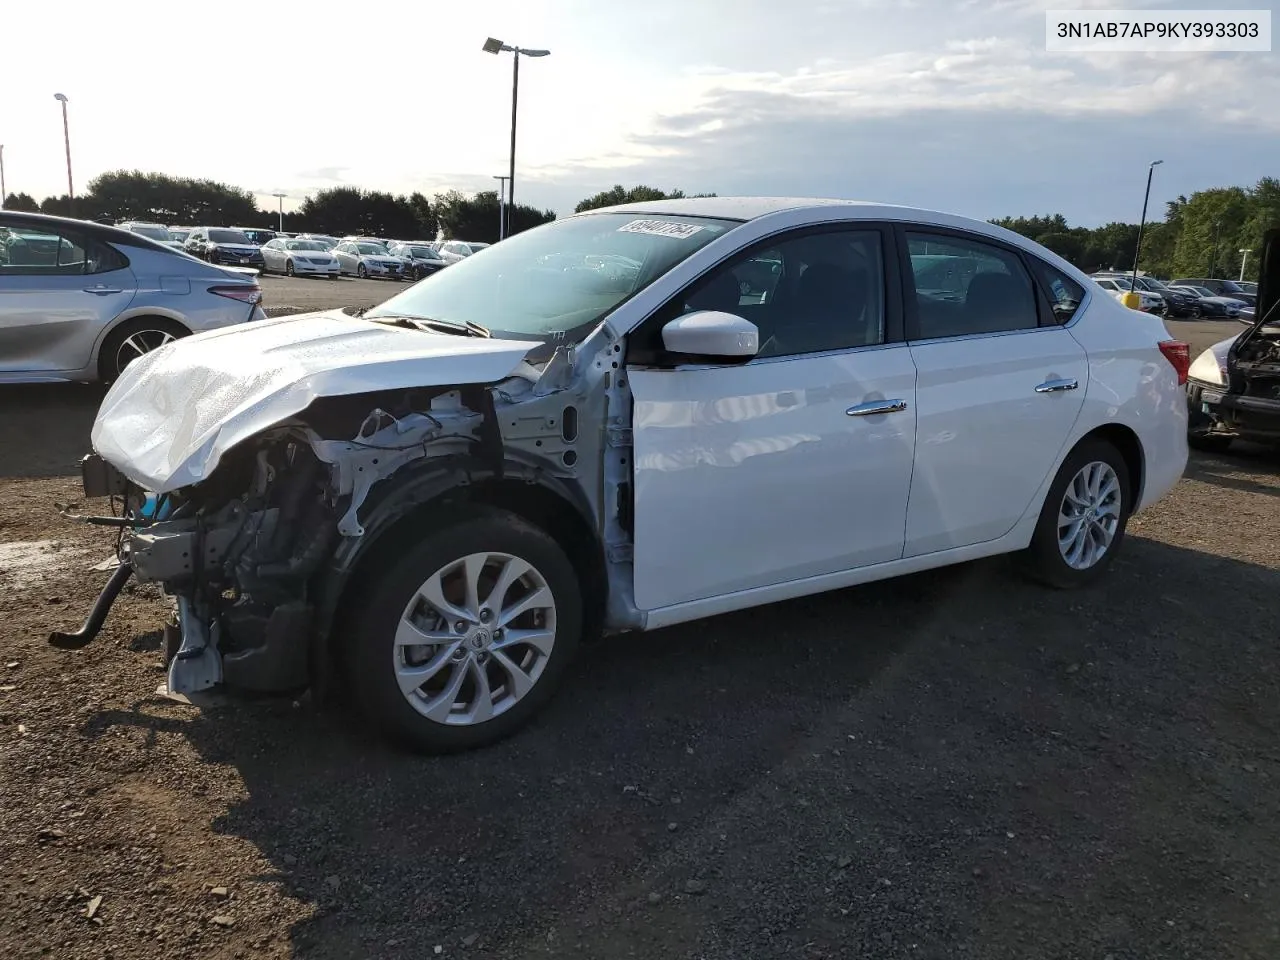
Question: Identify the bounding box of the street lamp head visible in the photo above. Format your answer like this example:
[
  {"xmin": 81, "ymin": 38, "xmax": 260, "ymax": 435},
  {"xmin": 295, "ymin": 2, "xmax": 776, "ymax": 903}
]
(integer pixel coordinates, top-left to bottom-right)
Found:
[
  {"xmin": 1150, "ymin": 159, "xmax": 1163, "ymax": 167},
  {"xmin": 520, "ymin": 48, "xmax": 551, "ymax": 57},
  {"xmin": 54, "ymin": 92, "xmax": 68, "ymax": 102},
  {"xmin": 482, "ymin": 37, "xmax": 505, "ymax": 54}
]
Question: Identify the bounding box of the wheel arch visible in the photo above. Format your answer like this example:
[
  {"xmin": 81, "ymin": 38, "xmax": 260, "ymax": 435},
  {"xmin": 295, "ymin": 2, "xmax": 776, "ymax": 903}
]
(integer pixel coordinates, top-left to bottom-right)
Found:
[
  {"xmin": 312, "ymin": 457, "xmax": 607, "ymax": 692},
  {"xmin": 1074, "ymin": 422, "xmax": 1145, "ymax": 511}
]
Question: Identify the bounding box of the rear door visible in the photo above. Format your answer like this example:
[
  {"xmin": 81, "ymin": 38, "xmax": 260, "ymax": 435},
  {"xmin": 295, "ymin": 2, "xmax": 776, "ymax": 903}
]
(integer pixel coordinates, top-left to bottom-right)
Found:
[
  {"xmin": 0, "ymin": 221, "xmax": 137, "ymax": 374},
  {"xmin": 899, "ymin": 227, "xmax": 1087, "ymax": 556}
]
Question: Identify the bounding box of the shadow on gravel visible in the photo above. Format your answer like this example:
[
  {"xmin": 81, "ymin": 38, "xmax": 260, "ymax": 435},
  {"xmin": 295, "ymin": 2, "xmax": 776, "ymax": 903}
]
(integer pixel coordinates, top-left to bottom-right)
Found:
[
  {"xmin": 0, "ymin": 384, "xmax": 105, "ymax": 479},
  {"xmin": 78, "ymin": 536, "xmax": 1280, "ymax": 958},
  {"xmin": 1184, "ymin": 444, "xmax": 1280, "ymax": 498}
]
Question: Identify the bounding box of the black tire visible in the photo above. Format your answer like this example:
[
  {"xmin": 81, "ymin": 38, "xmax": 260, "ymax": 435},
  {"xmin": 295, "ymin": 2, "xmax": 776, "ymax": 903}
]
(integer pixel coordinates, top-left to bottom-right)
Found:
[
  {"xmin": 1188, "ymin": 432, "xmax": 1233, "ymax": 453},
  {"xmin": 345, "ymin": 508, "xmax": 583, "ymax": 753},
  {"xmin": 258, "ymin": 260, "xmax": 269, "ymax": 275},
  {"xmin": 357, "ymin": 263, "xmax": 367, "ymax": 279},
  {"xmin": 327, "ymin": 273, "xmax": 337, "ymax": 280},
  {"xmin": 1024, "ymin": 439, "xmax": 1132, "ymax": 589},
  {"xmin": 285, "ymin": 259, "xmax": 295, "ymax": 277},
  {"xmin": 97, "ymin": 317, "xmax": 190, "ymax": 382}
]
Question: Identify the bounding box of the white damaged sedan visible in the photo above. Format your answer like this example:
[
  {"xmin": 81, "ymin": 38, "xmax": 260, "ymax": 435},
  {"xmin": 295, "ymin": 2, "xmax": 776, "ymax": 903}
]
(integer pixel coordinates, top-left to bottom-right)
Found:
[{"xmin": 53, "ymin": 198, "xmax": 1189, "ymax": 753}]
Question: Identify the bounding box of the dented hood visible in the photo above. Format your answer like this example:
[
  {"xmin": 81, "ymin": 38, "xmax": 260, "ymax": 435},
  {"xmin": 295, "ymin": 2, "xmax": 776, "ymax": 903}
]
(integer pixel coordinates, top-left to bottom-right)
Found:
[{"xmin": 91, "ymin": 310, "xmax": 535, "ymax": 492}]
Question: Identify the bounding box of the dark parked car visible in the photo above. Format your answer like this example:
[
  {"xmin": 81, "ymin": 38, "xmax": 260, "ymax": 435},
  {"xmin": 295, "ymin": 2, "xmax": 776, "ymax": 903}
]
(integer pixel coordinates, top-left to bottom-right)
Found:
[
  {"xmin": 388, "ymin": 242, "xmax": 448, "ymax": 280},
  {"xmin": 1172, "ymin": 277, "xmax": 1256, "ymax": 307},
  {"xmin": 1170, "ymin": 285, "xmax": 1248, "ymax": 319},
  {"xmin": 238, "ymin": 227, "xmax": 278, "ymax": 247},
  {"xmin": 184, "ymin": 227, "xmax": 265, "ymax": 268}
]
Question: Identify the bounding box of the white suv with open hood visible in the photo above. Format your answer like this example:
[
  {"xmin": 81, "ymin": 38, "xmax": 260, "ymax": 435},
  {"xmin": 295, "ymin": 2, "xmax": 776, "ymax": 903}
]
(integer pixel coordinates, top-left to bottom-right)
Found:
[{"xmin": 53, "ymin": 198, "xmax": 1189, "ymax": 753}]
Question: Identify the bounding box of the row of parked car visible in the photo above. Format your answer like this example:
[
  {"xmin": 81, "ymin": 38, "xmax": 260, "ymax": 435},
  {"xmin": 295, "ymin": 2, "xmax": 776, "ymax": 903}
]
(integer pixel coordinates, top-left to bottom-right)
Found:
[
  {"xmin": 1092, "ymin": 271, "xmax": 1257, "ymax": 322},
  {"xmin": 114, "ymin": 221, "xmax": 491, "ymax": 282}
]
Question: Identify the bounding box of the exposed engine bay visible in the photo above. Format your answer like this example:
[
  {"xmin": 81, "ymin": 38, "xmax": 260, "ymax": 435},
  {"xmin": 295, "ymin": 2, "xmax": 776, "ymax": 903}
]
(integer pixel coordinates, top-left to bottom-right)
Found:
[
  {"xmin": 1221, "ymin": 327, "xmax": 1280, "ymax": 440},
  {"xmin": 53, "ymin": 333, "xmax": 638, "ymax": 700}
]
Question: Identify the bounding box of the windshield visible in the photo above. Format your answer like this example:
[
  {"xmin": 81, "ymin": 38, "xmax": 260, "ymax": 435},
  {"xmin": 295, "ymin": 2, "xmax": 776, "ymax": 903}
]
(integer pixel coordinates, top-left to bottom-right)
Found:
[
  {"xmin": 1239, "ymin": 282, "xmax": 1258, "ymax": 294},
  {"xmin": 209, "ymin": 229, "xmax": 250, "ymax": 244},
  {"xmin": 131, "ymin": 224, "xmax": 171, "ymax": 241},
  {"xmin": 170, "ymin": 229, "xmax": 190, "ymax": 241},
  {"xmin": 466, "ymin": 243, "xmax": 490, "ymax": 255},
  {"xmin": 356, "ymin": 243, "xmax": 388, "ymax": 255},
  {"xmin": 286, "ymin": 240, "xmax": 326, "ymax": 251},
  {"xmin": 365, "ymin": 212, "xmax": 739, "ymax": 343},
  {"xmin": 407, "ymin": 246, "xmax": 436, "ymax": 258}
]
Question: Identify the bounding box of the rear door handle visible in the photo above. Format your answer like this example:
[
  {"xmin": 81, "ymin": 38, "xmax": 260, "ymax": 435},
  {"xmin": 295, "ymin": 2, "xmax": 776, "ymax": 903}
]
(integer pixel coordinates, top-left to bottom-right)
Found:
[
  {"xmin": 84, "ymin": 285, "xmax": 123, "ymax": 295},
  {"xmin": 847, "ymin": 399, "xmax": 908, "ymax": 416},
  {"xmin": 1035, "ymin": 378, "xmax": 1078, "ymax": 393}
]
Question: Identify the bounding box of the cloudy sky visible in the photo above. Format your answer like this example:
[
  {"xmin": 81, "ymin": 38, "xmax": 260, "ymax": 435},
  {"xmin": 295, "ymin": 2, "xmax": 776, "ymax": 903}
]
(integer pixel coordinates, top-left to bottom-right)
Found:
[{"xmin": 2, "ymin": 0, "xmax": 1275, "ymax": 225}]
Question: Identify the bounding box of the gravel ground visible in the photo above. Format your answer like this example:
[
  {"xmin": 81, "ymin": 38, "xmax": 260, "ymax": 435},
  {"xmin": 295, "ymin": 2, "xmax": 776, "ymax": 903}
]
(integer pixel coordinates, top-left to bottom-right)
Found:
[{"xmin": 2, "ymin": 296, "xmax": 1277, "ymax": 959}]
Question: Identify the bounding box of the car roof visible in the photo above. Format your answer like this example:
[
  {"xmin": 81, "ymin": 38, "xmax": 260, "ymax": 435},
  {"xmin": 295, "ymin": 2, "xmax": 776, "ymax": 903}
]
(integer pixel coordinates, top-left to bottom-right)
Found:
[
  {"xmin": 572, "ymin": 196, "xmax": 1065, "ymax": 258},
  {"xmin": 0, "ymin": 210, "xmax": 179, "ymax": 250}
]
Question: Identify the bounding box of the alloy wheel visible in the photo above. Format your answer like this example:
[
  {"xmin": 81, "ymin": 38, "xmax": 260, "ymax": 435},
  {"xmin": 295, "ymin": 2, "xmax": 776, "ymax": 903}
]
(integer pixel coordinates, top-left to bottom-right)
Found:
[
  {"xmin": 394, "ymin": 552, "xmax": 557, "ymax": 726},
  {"xmin": 114, "ymin": 329, "xmax": 176, "ymax": 376},
  {"xmin": 1057, "ymin": 461, "xmax": 1122, "ymax": 570}
]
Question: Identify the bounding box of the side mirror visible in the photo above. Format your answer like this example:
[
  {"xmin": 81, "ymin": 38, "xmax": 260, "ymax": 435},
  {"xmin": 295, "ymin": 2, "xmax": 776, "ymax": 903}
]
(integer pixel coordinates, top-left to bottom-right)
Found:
[{"xmin": 661, "ymin": 310, "xmax": 759, "ymax": 362}]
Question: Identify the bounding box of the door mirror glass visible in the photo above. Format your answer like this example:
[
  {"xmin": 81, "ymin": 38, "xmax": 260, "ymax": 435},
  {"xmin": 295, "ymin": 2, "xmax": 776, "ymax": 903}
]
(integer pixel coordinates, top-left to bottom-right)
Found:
[{"xmin": 661, "ymin": 310, "xmax": 759, "ymax": 361}]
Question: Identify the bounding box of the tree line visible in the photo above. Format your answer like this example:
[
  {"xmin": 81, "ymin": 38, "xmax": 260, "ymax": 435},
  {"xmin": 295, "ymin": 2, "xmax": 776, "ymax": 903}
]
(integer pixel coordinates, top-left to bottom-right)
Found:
[
  {"xmin": 5, "ymin": 172, "xmax": 1272, "ymax": 277},
  {"xmin": 0, "ymin": 171, "xmax": 558, "ymax": 244},
  {"xmin": 990, "ymin": 177, "xmax": 1278, "ymax": 281}
]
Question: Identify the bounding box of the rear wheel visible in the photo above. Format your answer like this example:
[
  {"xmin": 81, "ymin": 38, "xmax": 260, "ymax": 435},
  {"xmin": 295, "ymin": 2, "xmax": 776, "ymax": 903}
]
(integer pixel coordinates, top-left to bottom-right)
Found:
[
  {"xmin": 357, "ymin": 263, "xmax": 367, "ymax": 279},
  {"xmin": 1024, "ymin": 439, "xmax": 1131, "ymax": 588},
  {"xmin": 97, "ymin": 317, "xmax": 189, "ymax": 382},
  {"xmin": 345, "ymin": 508, "xmax": 583, "ymax": 753}
]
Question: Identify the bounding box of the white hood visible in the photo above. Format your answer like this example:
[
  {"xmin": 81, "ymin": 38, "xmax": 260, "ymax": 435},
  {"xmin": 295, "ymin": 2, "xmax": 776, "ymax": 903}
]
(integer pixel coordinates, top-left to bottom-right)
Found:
[{"xmin": 91, "ymin": 310, "xmax": 535, "ymax": 492}]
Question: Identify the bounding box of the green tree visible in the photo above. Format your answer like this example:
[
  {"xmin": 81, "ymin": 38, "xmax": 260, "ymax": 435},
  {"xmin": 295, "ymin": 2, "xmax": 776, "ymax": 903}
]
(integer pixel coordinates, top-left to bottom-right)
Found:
[
  {"xmin": 3, "ymin": 192, "xmax": 40, "ymax": 212},
  {"xmin": 85, "ymin": 170, "xmax": 259, "ymax": 224},
  {"xmin": 408, "ymin": 192, "xmax": 437, "ymax": 240},
  {"xmin": 573, "ymin": 185, "xmax": 715, "ymax": 214},
  {"xmin": 434, "ymin": 190, "xmax": 554, "ymax": 242},
  {"xmin": 1171, "ymin": 186, "xmax": 1251, "ymax": 277}
]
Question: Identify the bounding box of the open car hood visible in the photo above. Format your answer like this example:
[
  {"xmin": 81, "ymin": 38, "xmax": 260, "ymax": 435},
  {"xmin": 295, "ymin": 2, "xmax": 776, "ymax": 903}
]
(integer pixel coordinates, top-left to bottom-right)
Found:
[{"xmin": 90, "ymin": 310, "xmax": 536, "ymax": 492}]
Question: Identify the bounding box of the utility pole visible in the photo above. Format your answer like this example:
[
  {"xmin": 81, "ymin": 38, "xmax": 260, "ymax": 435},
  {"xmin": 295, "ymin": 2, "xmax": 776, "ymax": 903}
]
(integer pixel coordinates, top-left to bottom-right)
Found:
[
  {"xmin": 493, "ymin": 174, "xmax": 510, "ymax": 240},
  {"xmin": 1210, "ymin": 219, "xmax": 1222, "ymax": 276},
  {"xmin": 0, "ymin": 144, "xmax": 6, "ymax": 208},
  {"xmin": 54, "ymin": 94, "xmax": 74, "ymax": 216},
  {"xmin": 1239, "ymin": 248, "xmax": 1251, "ymax": 282}
]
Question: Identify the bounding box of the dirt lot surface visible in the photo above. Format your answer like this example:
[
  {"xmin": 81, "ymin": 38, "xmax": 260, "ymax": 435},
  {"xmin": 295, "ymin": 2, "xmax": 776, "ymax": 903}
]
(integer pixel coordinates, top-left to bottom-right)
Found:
[{"xmin": 3, "ymin": 300, "xmax": 1279, "ymax": 959}]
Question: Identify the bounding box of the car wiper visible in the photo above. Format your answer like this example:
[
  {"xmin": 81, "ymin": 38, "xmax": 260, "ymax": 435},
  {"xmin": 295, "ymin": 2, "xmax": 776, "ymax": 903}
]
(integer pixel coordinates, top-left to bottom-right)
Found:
[{"xmin": 367, "ymin": 314, "xmax": 491, "ymax": 338}]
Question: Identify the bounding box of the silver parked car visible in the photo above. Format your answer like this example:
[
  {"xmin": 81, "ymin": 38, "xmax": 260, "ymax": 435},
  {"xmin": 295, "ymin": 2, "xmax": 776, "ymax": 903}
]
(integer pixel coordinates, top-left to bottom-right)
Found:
[
  {"xmin": 0, "ymin": 211, "xmax": 266, "ymax": 383},
  {"xmin": 116, "ymin": 221, "xmax": 187, "ymax": 254},
  {"xmin": 436, "ymin": 239, "xmax": 490, "ymax": 264},
  {"xmin": 260, "ymin": 238, "xmax": 341, "ymax": 278},
  {"xmin": 332, "ymin": 240, "xmax": 405, "ymax": 279}
]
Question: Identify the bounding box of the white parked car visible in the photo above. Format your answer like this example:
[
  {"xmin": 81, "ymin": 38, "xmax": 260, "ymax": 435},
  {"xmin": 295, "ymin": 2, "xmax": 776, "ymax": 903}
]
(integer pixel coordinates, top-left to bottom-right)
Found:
[
  {"xmin": 260, "ymin": 237, "xmax": 340, "ymax": 278},
  {"xmin": 1093, "ymin": 276, "xmax": 1163, "ymax": 313},
  {"xmin": 332, "ymin": 240, "xmax": 405, "ymax": 279},
  {"xmin": 57, "ymin": 198, "xmax": 1190, "ymax": 753}
]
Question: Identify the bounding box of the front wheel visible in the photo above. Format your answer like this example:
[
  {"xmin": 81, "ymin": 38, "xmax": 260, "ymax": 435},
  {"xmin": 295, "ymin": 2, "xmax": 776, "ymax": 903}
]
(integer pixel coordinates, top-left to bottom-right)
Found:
[
  {"xmin": 345, "ymin": 509, "xmax": 583, "ymax": 753},
  {"xmin": 285, "ymin": 259, "xmax": 295, "ymax": 277},
  {"xmin": 357, "ymin": 263, "xmax": 367, "ymax": 279},
  {"xmin": 1024, "ymin": 439, "xmax": 1131, "ymax": 589}
]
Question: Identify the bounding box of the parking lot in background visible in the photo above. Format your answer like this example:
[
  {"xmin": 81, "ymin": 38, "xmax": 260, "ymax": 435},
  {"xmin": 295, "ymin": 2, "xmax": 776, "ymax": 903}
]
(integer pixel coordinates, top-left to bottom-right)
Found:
[{"xmin": 2, "ymin": 288, "xmax": 1279, "ymax": 959}]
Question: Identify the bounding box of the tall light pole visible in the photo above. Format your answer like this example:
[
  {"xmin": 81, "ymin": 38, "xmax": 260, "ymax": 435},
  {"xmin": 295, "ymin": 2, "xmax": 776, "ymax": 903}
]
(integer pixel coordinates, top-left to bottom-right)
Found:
[
  {"xmin": 0, "ymin": 144, "xmax": 6, "ymax": 208},
  {"xmin": 1239, "ymin": 248, "xmax": 1251, "ymax": 282},
  {"xmin": 271, "ymin": 192, "xmax": 286, "ymax": 233},
  {"xmin": 53, "ymin": 93, "xmax": 73, "ymax": 216},
  {"xmin": 492, "ymin": 174, "xmax": 510, "ymax": 240},
  {"xmin": 1209, "ymin": 219, "xmax": 1223, "ymax": 276},
  {"xmin": 1128, "ymin": 160, "xmax": 1163, "ymax": 302},
  {"xmin": 482, "ymin": 38, "xmax": 549, "ymax": 239}
]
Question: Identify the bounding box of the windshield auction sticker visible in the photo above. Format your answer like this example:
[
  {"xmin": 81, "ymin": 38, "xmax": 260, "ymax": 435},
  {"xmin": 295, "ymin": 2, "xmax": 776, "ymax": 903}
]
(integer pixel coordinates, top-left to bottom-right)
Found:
[
  {"xmin": 617, "ymin": 220, "xmax": 705, "ymax": 239},
  {"xmin": 1046, "ymin": 9, "xmax": 1270, "ymax": 51}
]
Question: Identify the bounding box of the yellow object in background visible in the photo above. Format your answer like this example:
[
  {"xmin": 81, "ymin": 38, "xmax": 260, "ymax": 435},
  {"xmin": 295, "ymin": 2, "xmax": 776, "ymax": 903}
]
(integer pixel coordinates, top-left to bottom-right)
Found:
[{"xmin": 1120, "ymin": 291, "xmax": 1143, "ymax": 310}]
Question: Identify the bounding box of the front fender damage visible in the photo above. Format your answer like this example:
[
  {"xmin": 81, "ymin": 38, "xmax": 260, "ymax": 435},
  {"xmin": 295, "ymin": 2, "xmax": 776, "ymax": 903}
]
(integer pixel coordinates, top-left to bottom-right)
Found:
[{"xmin": 58, "ymin": 336, "xmax": 641, "ymax": 700}]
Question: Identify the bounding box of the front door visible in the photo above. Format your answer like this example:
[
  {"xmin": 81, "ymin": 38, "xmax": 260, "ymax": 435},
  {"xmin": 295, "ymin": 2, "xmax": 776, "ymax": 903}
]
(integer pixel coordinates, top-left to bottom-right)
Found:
[
  {"xmin": 900, "ymin": 228, "xmax": 1087, "ymax": 556},
  {"xmin": 628, "ymin": 225, "xmax": 918, "ymax": 611},
  {"xmin": 0, "ymin": 221, "xmax": 137, "ymax": 374}
]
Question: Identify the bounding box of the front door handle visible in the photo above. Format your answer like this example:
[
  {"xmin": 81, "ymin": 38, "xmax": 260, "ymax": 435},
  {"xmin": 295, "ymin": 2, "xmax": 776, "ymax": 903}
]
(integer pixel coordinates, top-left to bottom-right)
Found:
[
  {"xmin": 1035, "ymin": 378, "xmax": 1079, "ymax": 394},
  {"xmin": 847, "ymin": 399, "xmax": 908, "ymax": 416},
  {"xmin": 84, "ymin": 285, "xmax": 123, "ymax": 295}
]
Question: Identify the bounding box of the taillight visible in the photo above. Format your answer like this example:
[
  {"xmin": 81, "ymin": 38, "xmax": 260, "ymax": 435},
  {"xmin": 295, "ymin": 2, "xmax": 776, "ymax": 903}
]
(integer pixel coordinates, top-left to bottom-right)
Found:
[
  {"xmin": 1159, "ymin": 339, "xmax": 1190, "ymax": 385},
  {"xmin": 209, "ymin": 284, "xmax": 263, "ymax": 305}
]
